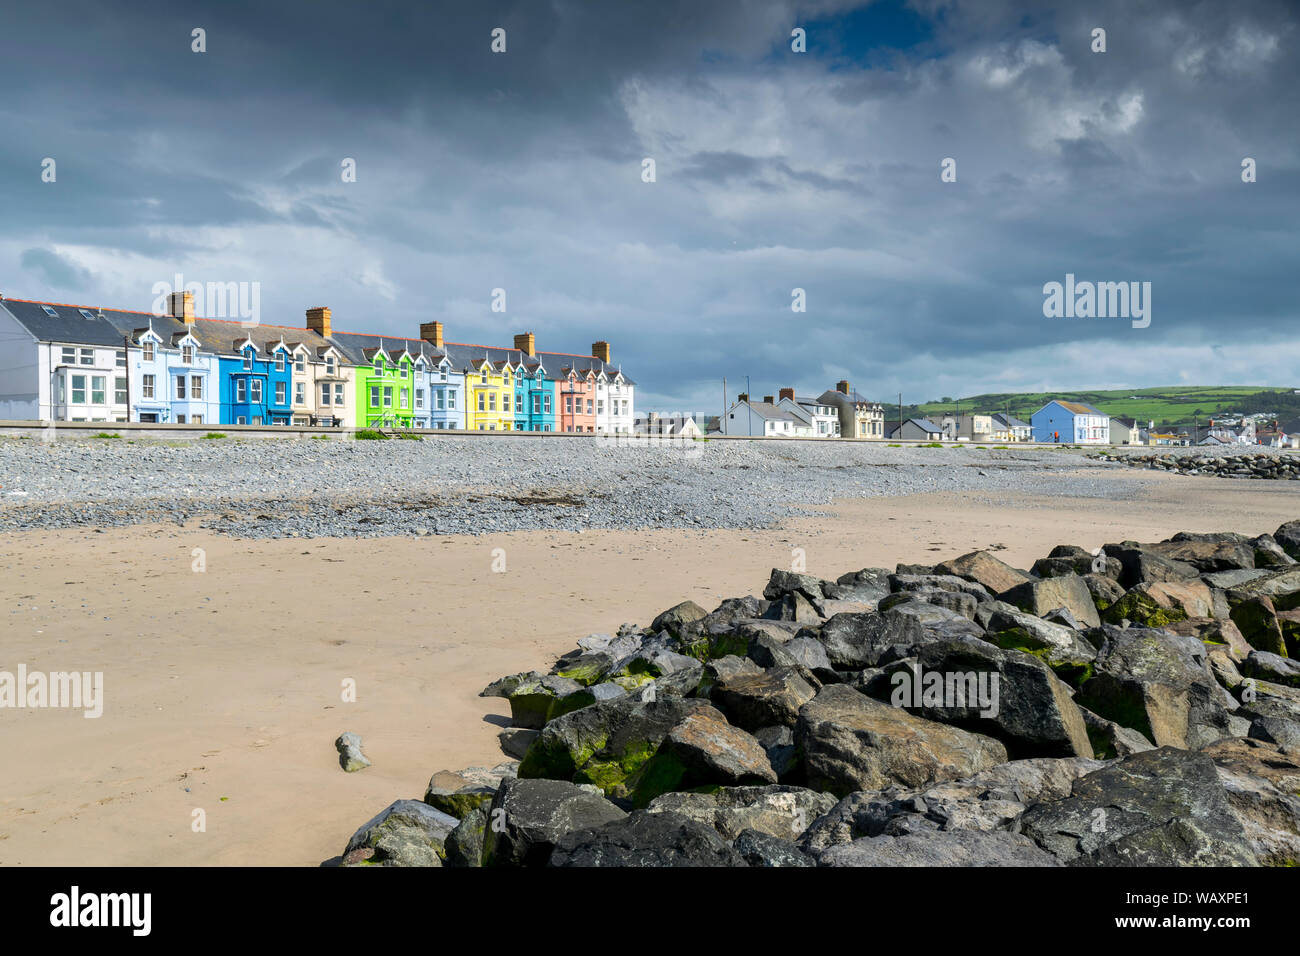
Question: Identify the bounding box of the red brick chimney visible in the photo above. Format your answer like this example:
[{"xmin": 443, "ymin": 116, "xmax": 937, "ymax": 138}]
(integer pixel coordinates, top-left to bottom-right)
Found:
[
  {"xmin": 592, "ymin": 341, "xmax": 611, "ymax": 363},
  {"xmin": 306, "ymin": 307, "xmax": 332, "ymax": 337},
  {"xmin": 169, "ymin": 291, "xmax": 195, "ymax": 325},
  {"xmin": 779, "ymin": 387, "xmax": 795, "ymax": 402},
  {"xmin": 420, "ymin": 321, "xmax": 444, "ymax": 348},
  {"xmin": 514, "ymin": 332, "xmax": 536, "ymax": 357}
]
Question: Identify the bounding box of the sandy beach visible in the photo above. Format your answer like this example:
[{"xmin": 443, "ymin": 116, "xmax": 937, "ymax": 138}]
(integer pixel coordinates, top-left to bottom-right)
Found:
[{"xmin": 2, "ymin": 468, "xmax": 1298, "ymax": 866}]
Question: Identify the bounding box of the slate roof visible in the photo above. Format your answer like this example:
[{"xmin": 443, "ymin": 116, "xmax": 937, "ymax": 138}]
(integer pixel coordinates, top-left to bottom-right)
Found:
[
  {"xmin": 1, "ymin": 297, "xmax": 635, "ymax": 383},
  {"xmin": 1041, "ymin": 399, "xmax": 1105, "ymax": 416},
  {"xmin": 735, "ymin": 400, "xmax": 801, "ymax": 423},
  {"xmin": 818, "ymin": 388, "xmax": 883, "ymax": 408},
  {"xmin": 887, "ymin": 417, "xmax": 942, "ymax": 435},
  {"xmin": 991, "ymin": 412, "xmax": 1030, "ymax": 429}
]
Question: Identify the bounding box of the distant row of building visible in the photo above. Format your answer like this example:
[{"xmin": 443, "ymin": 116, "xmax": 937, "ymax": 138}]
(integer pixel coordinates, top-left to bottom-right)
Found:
[
  {"xmin": 638, "ymin": 395, "xmax": 1300, "ymax": 447},
  {"xmin": 0, "ymin": 293, "xmax": 636, "ymax": 432}
]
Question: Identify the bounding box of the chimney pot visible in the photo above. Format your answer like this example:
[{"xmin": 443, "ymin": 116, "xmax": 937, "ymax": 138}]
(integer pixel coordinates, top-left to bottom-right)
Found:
[
  {"xmin": 592, "ymin": 340, "xmax": 611, "ymax": 363},
  {"xmin": 420, "ymin": 321, "xmax": 444, "ymax": 349},
  {"xmin": 306, "ymin": 306, "xmax": 332, "ymax": 337}
]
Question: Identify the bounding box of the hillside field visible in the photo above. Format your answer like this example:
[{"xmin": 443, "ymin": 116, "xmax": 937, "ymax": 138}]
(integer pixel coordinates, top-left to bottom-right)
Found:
[{"xmin": 905, "ymin": 386, "xmax": 1298, "ymax": 428}]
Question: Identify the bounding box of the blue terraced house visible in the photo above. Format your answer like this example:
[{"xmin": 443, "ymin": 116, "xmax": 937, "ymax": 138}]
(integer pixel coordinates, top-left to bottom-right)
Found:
[
  {"xmin": 218, "ymin": 335, "xmax": 294, "ymax": 425},
  {"xmin": 1030, "ymin": 400, "xmax": 1110, "ymax": 444}
]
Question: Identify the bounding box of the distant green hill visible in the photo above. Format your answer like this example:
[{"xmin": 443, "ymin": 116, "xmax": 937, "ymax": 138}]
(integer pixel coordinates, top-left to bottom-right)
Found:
[{"xmin": 900, "ymin": 386, "xmax": 1299, "ymax": 430}]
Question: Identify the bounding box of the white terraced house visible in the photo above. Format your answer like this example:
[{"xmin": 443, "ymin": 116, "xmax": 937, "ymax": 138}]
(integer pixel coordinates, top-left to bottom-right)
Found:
[
  {"xmin": 591, "ymin": 342, "xmax": 633, "ymax": 435},
  {"xmin": 777, "ymin": 388, "xmax": 840, "ymax": 437},
  {"xmin": 0, "ymin": 298, "xmax": 134, "ymax": 421}
]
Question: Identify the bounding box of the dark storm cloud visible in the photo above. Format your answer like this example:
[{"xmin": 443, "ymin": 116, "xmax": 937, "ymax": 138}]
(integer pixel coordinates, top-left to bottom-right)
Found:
[{"xmin": 1, "ymin": 0, "xmax": 1296, "ymax": 410}]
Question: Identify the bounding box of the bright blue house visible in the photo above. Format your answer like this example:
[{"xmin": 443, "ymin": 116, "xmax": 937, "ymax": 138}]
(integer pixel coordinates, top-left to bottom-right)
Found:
[
  {"xmin": 218, "ymin": 336, "xmax": 294, "ymax": 425},
  {"xmin": 1030, "ymin": 400, "xmax": 1110, "ymax": 444}
]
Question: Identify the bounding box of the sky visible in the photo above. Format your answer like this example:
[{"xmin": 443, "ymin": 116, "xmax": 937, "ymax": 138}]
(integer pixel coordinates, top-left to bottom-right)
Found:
[{"xmin": 2, "ymin": 0, "xmax": 1297, "ymax": 412}]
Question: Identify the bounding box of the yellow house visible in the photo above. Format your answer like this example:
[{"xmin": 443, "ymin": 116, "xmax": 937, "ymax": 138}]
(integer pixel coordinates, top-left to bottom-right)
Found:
[{"xmin": 465, "ymin": 357, "xmax": 512, "ymax": 430}]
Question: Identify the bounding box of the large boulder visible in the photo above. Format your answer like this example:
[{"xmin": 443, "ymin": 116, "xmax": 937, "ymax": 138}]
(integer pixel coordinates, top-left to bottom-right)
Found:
[
  {"xmin": 632, "ymin": 710, "xmax": 777, "ymax": 805},
  {"xmin": 1017, "ymin": 747, "xmax": 1259, "ymax": 866},
  {"xmin": 977, "ymin": 601, "xmax": 1097, "ymax": 685},
  {"xmin": 517, "ymin": 695, "xmax": 714, "ymax": 799},
  {"xmin": 1226, "ymin": 566, "xmax": 1300, "ymax": 610},
  {"xmin": 547, "ymin": 810, "xmax": 748, "ymax": 867},
  {"xmin": 424, "ymin": 762, "xmax": 516, "ymax": 818},
  {"xmin": 1146, "ymin": 532, "xmax": 1257, "ymax": 572},
  {"xmin": 1101, "ymin": 580, "xmax": 1214, "ymax": 627},
  {"xmin": 1102, "ymin": 543, "xmax": 1201, "ymax": 589},
  {"xmin": 1200, "ymin": 737, "xmax": 1300, "ymax": 866},
  {"xmin": 1074, "ymin": 626, "xmax": 1232, "ymax": 749},
  {"xmin": 1032, "ymin": 545, "xmax": 1121, "ymax": 580},
  {"xmin": 651, "ymin": 600, "xmax": 708, "ymax": 635},
  {"xmin": 817, "ymin": 829, "xmax": 1059, "ymax": 867},
  {"xmin": 815, "ymin": 611, "xmax": 927, "ymax": 670},
  {"xmin": 800, "ymin": 757, "xmax": 1101, "ymax": 853},
  {"xmin": 888, "ymin": 573, "xmax": 993, "ymax": 602},
  {"xmin": 999, "ymin": 574, "xmax": 1101, "ymax": 628},
  {"xmin": 825, "ymin": 568, "xmax": 893, "ymax": 605},
  {"xmin": 1082, "ymin": 573, "xmax": 1126, "ymax": 614},
  {"xmin": 880, "ymin": 588, "xmax": 979, "ymax": 621},
  {"xmin": 1165, "ymin": 616, "xmax": 1254, "ymax": 661},
  {"xmin": 763, "ymin": 569, "xmax": 829, "ymax": 603},
  {"xmin": 503, "ymin": 673, "xmax": 585, "ymax": 729},
  {"xmin": 481, "ymin": 777, "xmax": 626, "ymax": 867},
  {"xmin": 342, "ymin": 800, "xmax": 460, "ymax": 867},
  {"xmin": 1241, "ymin": 650, "xmax": 1300, "ymax": 688},
  {"xmin": 442, "ymin": 807, "xmax": 487, "ymax": 867},
  {"xmin": 712, "ymin": 666, "xmax": 817, "ymax": 731},
  {"xmin": 1273, "ymin": 520, "xmax": 1300, "ymax": 560},
  {"xmin": 733, "ymin": 828, "xmax": 816, "ymax": 867},
  {"xmin": 879, "ymin": 637, "xmax": 1093, "ymax": 758},
  {"xmin": 934, "ymin": 550, "xmax": 1033, "ymax": 595},
  {"xmin": 795, "ymin": 684, "xmax": 1007, "ymax": 797},
  {"xmin": 1250, "ymin": 534, "xmax": 1296, "ymax": 568},
  {"xmin": 1079, "ymin": 707, "xmax": 1155, "ymax": 759},
  {"xmin": 645, "ymin": 785, "xmax": 837, "ymax": 842},
  {"xmin": 1226, "ymin": 592, "xmax": 1289, "ymax": 656}
]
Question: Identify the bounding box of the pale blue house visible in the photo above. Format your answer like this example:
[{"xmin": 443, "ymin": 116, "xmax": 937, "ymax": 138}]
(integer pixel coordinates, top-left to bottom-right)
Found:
[{"xmin": 1031, "ymin": 400, "xmax": 1110, "ymax": 443}]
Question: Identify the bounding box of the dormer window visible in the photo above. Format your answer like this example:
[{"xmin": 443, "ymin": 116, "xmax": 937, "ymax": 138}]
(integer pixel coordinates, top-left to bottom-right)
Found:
[
  {"xmin": 243, "ymin": 350, "xmax": 252, "ymax": 370},
  {"xmin": 275, "ymin": 353, "xmax": 285, "ymax": 372},
  {"xmin": 374, "ymin": 358, "xmax": 383, "ymax": 374},
  {"xmin": 480, "ymin": 371, "xmax": 488, "ymax": 384},
  {"xmin": 142, "ymin": 341, "xmax": 155, "ymax": 362},
  {"xmin": 182, "ymin": 344, "xmax": 193, "ymax": 364},
  {"xmin": 295, "ymin": 354, "xmax": 305, "ymax": 373},
  {"xmin": 326, "ymin": 356, "xmax": 335, "ymax": 375}
]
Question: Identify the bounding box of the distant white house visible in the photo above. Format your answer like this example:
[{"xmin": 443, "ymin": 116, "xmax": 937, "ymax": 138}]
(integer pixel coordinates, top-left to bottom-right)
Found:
[
  {"xmin": 721, "ymin": 396, "xmax": 804, "ymax": 436},
  {"xmin": 777, "ymin": 388, "xmax": 839, "ymax": 437},
  {"xmin": 633, "ymin": 412, "xmax": 702, "ymax": 438}
]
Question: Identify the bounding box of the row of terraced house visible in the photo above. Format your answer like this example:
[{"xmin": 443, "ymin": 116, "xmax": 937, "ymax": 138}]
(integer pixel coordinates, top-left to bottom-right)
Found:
[{"xmin": 0, "ymin": 293, "xmax": 635, "ymax": 432}]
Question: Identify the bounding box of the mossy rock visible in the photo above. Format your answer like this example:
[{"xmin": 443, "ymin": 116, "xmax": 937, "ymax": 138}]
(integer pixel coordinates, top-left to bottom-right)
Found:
[
  {"xmin": 424, "ymin": 788, "xmax": 495, "ymax": 819},
  {"xmin": 990, "ymin": 628, "xmax": 1094, "ymax": 688},
  {"xmin": 1101, "ymin": 590, "xmax": 1188, "ymax": 628}
]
